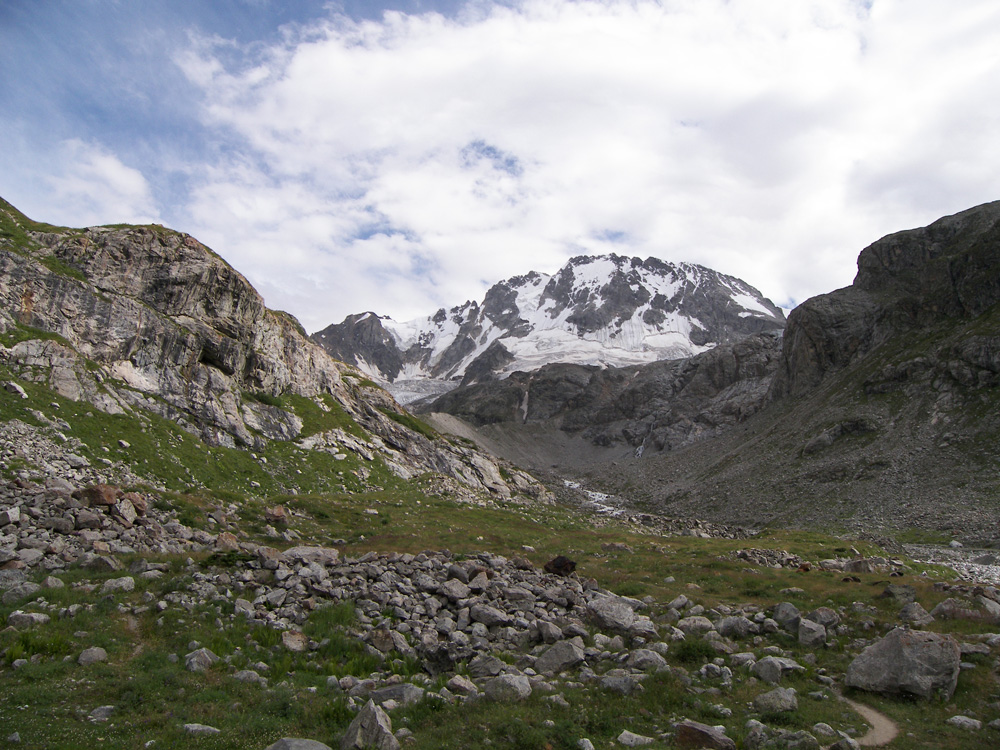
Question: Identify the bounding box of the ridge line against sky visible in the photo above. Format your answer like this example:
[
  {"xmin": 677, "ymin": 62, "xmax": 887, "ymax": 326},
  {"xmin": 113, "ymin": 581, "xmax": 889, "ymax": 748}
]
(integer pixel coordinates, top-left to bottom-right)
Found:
[{"xmin": 2, "ymin": 0, "xmax": 999, "ymax": 332}]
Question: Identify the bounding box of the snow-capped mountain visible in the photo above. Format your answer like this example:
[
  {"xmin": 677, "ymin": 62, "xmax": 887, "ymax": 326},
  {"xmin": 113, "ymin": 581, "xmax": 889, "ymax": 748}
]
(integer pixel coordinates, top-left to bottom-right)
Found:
[{"xmin": 312, "ymin": 254, "xmax": 786, "ymax": 403}]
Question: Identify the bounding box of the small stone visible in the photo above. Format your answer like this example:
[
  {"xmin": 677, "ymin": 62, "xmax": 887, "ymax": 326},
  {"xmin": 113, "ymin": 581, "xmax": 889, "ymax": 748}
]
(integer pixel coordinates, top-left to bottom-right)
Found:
[
  {"xmin": 617, "ymin": 729, "xmax": 655, "ymax": 747},
  {"xmin": 946, "ymin": 715, "xmax": 982, "ymax": 730},
  {"xmin": 183, "ymin": 723, "xmax": 220, "ymax": 735}
]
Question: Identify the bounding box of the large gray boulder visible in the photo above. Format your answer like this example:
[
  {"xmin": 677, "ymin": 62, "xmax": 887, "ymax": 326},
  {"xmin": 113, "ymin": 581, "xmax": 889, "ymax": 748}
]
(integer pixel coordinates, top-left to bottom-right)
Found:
[
  {"xmin": 484, "ymin": 674, "xmax": 532, "ymax": 701},
  {"xmin": 534, "ymin": 640, "xmax": 585, "ymax": 675},
  {"xmin": 340, "ymin": 700, "xmax": 399, "ymax": 750},
  {"xmin": 673, "ymin": 719, "xmax": 737, "ymax": 749},
  {"xmin": 753, "ymin": 687, "xmax": 798, "ymax": 713},
  {"xmin": 845, "ymin": 627, "xmax": 961, "ymax": 700},
  {"xmin": 265, "ymin": 740, "xmax": 333, "ymax": 750},
  {"xmin": 587, "ymin": 595, "xmax": 636, "ymax": 632},
  {"xmin": 752, "ymin": 656, "xmax": 804, "ymax": 684}
]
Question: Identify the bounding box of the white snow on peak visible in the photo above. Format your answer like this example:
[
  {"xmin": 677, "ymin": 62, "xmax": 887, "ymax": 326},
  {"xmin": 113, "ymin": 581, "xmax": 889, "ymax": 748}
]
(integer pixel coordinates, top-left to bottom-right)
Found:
[{"xmin": 347, "ymin": 254, "xmax": 783, "ymax": 403}]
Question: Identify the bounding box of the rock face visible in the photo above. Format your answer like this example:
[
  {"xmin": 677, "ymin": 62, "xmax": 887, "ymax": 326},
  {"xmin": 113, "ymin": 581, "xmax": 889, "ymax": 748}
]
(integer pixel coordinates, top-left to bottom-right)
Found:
[
  {"xmin": 424, "ymin": 331, "xmax": 782, "ymax": 456},
  {"xmin": 845, "ymin": 627, "xmax": 961, "ymax": 700},
  {"xmin": 772, "ymin": 200, "xmax": 1000, "ymax": 398},
  {"xmin": 314, "ymin": 254, "xmax": 785, "ymax": 402},
  {"xmin": 0, "ymin": 197, "xmax": 547, "ymax": 503},
  {"xmin": 340, "ymin": 700, "xmax": 399, "ymax": 750},
  {"xmin": 572, "ymin": 201, "xmax": 1000, "ymax": 541}
]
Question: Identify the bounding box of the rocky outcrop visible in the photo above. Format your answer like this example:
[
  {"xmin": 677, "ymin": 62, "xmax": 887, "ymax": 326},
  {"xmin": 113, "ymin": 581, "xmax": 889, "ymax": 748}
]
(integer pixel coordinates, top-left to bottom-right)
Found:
[
  {"xmin": 0, "ymin": 198, "xmax": 548, "ymax": 502},
  {"xmin": 551, "ymin": 202, "xmax": 1000, "ymax": 541},
  {"xmin": 772, "ymin": 200, "xmax": 1000, "ymax": 398},
  {"xmin": 425, "ymin": 331, "xmax": 782, "ymax": 455}
]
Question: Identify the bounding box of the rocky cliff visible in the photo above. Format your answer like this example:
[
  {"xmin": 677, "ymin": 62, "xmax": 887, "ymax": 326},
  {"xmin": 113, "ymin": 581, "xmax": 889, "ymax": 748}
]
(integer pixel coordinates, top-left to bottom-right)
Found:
[
  {"xmin": 420, "ymin": 202, "xmax": 1000, "ymax": 541},
  {"xmin": 772, "ymin": 201, "xmax": 1000, "ymax": 397},
  {"xmin": 313, "ymin": 255, "xmax": 785, "ymax": 403},
  {"xmin": 0, "ymin": 198, "xmax": 546, "ymax": 502},
  {"xmin": 595, "ymin": 201, "xmax": 1000, "ymax": 541},
  {"xmin": 422, "ymin": 331, "xmax": 783, "ymax": 458}
]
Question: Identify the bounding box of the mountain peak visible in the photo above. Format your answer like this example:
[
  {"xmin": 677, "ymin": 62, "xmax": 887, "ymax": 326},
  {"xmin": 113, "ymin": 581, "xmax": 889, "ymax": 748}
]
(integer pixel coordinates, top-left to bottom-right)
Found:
[{"xmin": 313, "ymin": 254, "xmax": 785, "ymax": 403}]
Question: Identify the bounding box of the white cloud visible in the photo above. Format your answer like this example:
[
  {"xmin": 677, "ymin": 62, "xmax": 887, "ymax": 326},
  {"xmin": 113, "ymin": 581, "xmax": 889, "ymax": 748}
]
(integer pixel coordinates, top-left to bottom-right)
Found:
[
  {"xmin": 173, "ymin": 0, "xmax": 1000, "ymax": 330},
  {"xmin": 45, "ymin": 140, "xmax": 161, "ymax": 228}
]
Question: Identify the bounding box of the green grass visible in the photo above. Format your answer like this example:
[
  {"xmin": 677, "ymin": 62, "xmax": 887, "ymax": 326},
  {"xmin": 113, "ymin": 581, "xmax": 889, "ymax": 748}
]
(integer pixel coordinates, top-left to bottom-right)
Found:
[
  {"xmin": 378, "ymin": 406, "xmax": 438, "ymax": 440},
  {"xmin": 0, "ymin": 479, "xmax": 994, "ymax": 749}
]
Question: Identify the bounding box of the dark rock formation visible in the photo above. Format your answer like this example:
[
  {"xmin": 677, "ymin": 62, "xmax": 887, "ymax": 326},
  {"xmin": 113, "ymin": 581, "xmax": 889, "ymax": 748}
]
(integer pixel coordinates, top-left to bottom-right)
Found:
[
  {"xmin": 772, "ymin": 200, "xmax": 1000, "ymax": 398},
  {"xmin": 426, "ymin": 331, "xmax": 783, "ymax": 454}
]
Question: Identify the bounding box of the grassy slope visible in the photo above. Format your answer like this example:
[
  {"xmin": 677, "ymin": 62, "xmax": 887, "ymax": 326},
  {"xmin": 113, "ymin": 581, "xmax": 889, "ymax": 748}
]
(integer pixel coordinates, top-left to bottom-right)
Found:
[
  {"xmin": 1, "ymin": 359, "xmax": 996, "ymax": 749},
  {"xmin": 2, "ymin": 202, "xmax": 998, "ymax": 748}
]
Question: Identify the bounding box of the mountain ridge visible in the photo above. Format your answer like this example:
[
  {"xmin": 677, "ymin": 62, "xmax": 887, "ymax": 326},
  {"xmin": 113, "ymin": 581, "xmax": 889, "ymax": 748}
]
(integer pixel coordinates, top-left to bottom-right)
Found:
[
  {"xmin": 0, "ymin": 196, "xmax": 547, "ymax": 503},
  {"xmin": 312, "ymin": 253, "xmax": 785, "ymax": 403},
  {"xmin": 419, "ymin": 201, "xmax": 1000, "ymax": 541}
]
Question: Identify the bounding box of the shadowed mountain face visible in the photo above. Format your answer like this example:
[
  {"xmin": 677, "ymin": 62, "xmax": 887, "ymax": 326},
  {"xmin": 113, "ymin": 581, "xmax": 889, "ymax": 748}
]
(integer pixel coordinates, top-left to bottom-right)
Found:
[
  {"xmin": 422, "ymin": 202, "xmax": 1000, "ymax": 542},
  {"xmin": 312, "ymin": 254, "xmax": 785, "ymax": 402}
]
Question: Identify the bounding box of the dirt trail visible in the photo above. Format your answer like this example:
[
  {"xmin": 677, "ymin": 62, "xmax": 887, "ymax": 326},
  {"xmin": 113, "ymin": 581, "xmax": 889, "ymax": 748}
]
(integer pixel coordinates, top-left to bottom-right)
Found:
[{"xmin": 838, "ymin": 693, "xmax": 900, "ymax": 747}]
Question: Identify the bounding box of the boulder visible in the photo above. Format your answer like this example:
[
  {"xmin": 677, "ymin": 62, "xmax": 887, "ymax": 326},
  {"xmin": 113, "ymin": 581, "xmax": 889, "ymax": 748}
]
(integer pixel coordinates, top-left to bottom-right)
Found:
[
  {"xmin": 617, "ymin": 730, "xmax": 655, "ymax": 747},
  {"xmin": 78, "ymin": 646, "xmax": 108, "ymax": 666},
  {"xmin": 587, "ymin": 595, "xmax": 636, "ymax": 632},
  {"xmin": 845, "ymin": 627, "xmax": 961, "ymax": 699},
  {"xmin": 534, "ymin": 640, "xmax": 585, "ymax": 675},
  {"xmin": 717, "ymin": 616, "xmax": 757, "ymax": 639},
  {"xmin": 100, "ymin": 576, "xmax": 135, "ymax": 595},
  {"xmin": 805, "ymin": 606, "xmax": 840, "ymax": 629},
  {"xmin": 77, "ymin": 484, "xmax": 120, "ymax": 507},
  {"xmin": 8, "ymin": 611, "xmax": 51, "ymax": 629},
  {"xmin": 676, "ymin": 616, "xmax": 715, "ymax": 635},
  {"xmin": 753, "ymin": 687, "xmax": 798, "ymax": 713},
  {"xmin": 369, "ymin": 683, "xmax": 425, "ymax": 707},
  {"xmin": 751, "ymin": 656, "xmax": 804, "ymax": 684},
  {"xmin": 266, "ymin": 741, "xmax": 333, "ymax": 750},
  {"xmin": 184, "ymin": 647, "xmax": 220, "ymax": 673},
  {"xmin": 771, "ymin": 602, "xmax": 800, "ymax": 633},
  {"xmin": 798, "ymin": 619, "xmax": 826, "ymax": 648},
  {"xmin": 484, "ymin": 674, "xmax": 532, "ymax": 701},
  {"xmin": 626, "ymin": 648, "xmax": 668, "ymax": 671},
  {"xmin": 282, "ymin": 630, "xmax": 309, "ymax": 652},
  {"xmin": 544, "ymin": 555, "xmax": 576, "ymax": 576},
  {"xmin": 673, "ymin": 719, "xmax": 737, "ymax": 750},
  {"xmin": 898, "ymin": 602, "xmax": 934, "ymax": 627},
  {"xmin": 470, "ymin": 603, "xmax": 510, "ymax": 627},
  {"xmin": 340, "ymin": 700, "xmax": 399, "ymax": 750}
]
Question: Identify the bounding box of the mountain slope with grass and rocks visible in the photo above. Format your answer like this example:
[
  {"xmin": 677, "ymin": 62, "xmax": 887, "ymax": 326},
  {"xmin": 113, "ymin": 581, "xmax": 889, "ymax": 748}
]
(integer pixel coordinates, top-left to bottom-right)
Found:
[
  {"xmin": 543, "ymin": 201, "xmax": 1000, "ymax": 543},
  {"xmin": 0, "ymin": 196, "xmax": 547, "ymax": 506},
  {"xmin": 3, "ymin": 197, "xmax": 1000, "ymax": 749}
]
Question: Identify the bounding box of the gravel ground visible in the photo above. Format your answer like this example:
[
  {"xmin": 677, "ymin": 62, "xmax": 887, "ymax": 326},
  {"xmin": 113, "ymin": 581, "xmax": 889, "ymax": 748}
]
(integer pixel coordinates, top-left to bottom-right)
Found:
[{"xmin": 904, "ymin": 544, "xmax": 1000, "ymax": 585}]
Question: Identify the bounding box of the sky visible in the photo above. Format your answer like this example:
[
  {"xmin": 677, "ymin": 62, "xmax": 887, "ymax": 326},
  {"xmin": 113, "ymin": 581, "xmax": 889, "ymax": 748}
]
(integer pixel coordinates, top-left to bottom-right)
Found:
[{"xmin": 2, "ymin": 0, "xmax": 999, "ymax": 333}]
